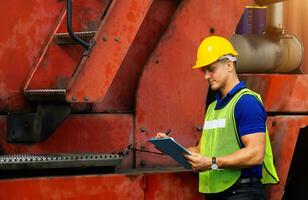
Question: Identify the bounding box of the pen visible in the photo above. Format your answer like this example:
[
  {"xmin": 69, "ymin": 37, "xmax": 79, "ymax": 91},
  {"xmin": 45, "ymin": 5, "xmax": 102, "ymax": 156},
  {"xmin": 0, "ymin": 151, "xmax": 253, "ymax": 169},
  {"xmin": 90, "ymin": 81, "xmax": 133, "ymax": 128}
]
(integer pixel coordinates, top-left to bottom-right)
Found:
[{"xmin": 165, "ymin": 129, "xmax": 171, "ymax": 136}]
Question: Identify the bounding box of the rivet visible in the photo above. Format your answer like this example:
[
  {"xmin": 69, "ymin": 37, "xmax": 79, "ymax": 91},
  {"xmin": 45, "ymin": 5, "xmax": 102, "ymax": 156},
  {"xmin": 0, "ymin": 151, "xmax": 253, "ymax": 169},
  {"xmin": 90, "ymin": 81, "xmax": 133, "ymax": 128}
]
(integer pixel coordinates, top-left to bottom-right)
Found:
[
  {"xmin": 115, "ymin": 36, "xmax": 120, "ymax": 42},
  {"xmin": 84, "ymin": 96, "xmax": 89, "ymax": 101},
  {"xmin": 72, "ymin": 96, "xmax": 77, "ymax": 101}
]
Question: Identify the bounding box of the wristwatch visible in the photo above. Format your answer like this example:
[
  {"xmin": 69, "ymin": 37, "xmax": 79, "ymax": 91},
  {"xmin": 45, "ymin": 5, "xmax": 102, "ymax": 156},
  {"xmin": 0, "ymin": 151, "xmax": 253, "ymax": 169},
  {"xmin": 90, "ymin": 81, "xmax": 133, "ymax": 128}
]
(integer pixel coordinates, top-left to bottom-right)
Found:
[{"xmin": 211, "ymin": 157, "xmax": 218, "ymax": 170}]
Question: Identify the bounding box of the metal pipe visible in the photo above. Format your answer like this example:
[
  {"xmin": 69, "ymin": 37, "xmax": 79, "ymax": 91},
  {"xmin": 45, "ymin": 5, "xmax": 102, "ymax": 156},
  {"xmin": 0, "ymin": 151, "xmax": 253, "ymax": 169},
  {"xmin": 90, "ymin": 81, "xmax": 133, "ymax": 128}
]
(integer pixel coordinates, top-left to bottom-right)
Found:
[
  {"xmin": 255, "ymin": 0, "xmax": 287, "ymax": 6},
  {"xmin": 236, "ymin": 6, "xmax": 267, "ymax": 35},
  {"xmin": 231, "ymin": 34, "xmax": 303, "ymax": 73},
  {"xmin": 66, "ymin": 0, "xmax": 90, "ymax": 49},
  {"xmin": 266, "ymin": 2, "xmax": 283, "ymax": 30}
]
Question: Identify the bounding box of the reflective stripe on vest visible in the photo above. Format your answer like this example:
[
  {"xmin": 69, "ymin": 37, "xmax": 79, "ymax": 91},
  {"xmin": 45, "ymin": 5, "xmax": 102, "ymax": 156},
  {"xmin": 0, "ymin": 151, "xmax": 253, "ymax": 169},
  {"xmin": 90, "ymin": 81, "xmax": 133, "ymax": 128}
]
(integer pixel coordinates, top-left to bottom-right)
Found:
[{"xmin": 199, "ymin": 88, "xmax": 279, "ymax": 194}]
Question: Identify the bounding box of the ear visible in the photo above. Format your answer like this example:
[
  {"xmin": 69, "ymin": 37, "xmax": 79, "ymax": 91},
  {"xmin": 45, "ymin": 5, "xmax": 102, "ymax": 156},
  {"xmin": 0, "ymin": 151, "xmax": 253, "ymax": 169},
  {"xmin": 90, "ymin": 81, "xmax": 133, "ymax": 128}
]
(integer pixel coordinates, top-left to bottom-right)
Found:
[{"xmin": 226, "ymin": 60, "xmax": 234, "ymax": 72}]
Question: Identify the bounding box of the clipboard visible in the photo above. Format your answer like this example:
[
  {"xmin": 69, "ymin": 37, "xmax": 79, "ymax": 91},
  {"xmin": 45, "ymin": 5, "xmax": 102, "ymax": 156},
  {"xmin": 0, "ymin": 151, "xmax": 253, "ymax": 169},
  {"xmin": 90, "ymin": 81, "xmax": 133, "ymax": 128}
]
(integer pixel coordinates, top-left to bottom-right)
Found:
[{"xmin": 148, "ymin": 137, "xmax": 192, "ymax": 169}]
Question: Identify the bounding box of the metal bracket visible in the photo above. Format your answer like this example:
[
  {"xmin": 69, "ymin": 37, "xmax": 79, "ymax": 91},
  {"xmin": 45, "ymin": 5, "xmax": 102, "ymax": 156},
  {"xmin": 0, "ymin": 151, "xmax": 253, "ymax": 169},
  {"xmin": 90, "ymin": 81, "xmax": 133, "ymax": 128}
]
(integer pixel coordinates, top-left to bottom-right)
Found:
[{"xmin": 7, "ymin": 103, "xmax": 71, "ymax": 142}]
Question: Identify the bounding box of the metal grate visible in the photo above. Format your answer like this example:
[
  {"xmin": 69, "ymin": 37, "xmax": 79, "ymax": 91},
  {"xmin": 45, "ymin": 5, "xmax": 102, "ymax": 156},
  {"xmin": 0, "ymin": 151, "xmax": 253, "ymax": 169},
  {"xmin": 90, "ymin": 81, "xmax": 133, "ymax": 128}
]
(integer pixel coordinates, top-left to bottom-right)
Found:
[
  {"xmin": 0, "ymin": 153, "xmax": 122, "ymax": 170},
  {"xmin": 24, "ymin": 89, "xmax": 66, "ymax": 101}
]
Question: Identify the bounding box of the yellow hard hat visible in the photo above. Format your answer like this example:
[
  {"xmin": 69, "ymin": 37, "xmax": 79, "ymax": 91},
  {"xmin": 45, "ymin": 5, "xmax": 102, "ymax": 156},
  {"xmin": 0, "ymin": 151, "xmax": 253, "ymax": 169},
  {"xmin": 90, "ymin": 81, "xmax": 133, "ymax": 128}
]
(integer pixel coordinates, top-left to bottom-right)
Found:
[{"xmin": 192, "ymin": 36, "xmax": 238, "ymax": 69}]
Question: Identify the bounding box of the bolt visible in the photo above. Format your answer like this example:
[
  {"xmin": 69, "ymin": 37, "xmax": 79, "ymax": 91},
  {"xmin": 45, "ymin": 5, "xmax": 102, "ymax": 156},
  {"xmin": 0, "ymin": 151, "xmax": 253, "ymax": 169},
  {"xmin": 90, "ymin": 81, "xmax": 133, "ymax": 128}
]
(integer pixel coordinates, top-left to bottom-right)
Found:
[
  {"xmin": 140, "ymin": 160, "xmax": 146, "ymax": 166},
  {"xmin": 72, "ymin": 96, "xmax": 77, "ymax": 101},
  {"xmin": 140, "ymin": 127, "xmax": 147, "ymax": 133},
  {"xmin": 102, "ymin": 36, "xmax": 108, "ymax": 41},
  {"xmin": 84, "ymin": 96, "xmax": 89, "ymax": 101},
  {"xmin": 115, "ymin": 36, "xmax": 120, "ymax": 42}
]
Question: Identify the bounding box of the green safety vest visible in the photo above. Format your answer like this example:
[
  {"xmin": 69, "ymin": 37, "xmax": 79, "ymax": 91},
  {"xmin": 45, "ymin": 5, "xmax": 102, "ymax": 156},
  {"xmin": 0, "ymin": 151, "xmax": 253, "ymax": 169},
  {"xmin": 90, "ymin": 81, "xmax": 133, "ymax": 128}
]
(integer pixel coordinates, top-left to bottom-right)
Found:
[{"xmin": 199, "ymin": 88, "xmax": 279, "ymax": 193}]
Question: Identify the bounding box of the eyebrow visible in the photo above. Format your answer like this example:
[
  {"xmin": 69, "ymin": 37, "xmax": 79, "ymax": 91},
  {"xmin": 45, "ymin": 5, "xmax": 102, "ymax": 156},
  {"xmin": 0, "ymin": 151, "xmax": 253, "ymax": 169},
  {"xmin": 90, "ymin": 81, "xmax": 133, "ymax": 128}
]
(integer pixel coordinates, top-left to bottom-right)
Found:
[
  {"xmin": 200, "ymin": 68, "xmax": 206, "ymax": 72},
  {"xmin": 207, "ymin": 65, "xmax": 215, "ymax": 71}
]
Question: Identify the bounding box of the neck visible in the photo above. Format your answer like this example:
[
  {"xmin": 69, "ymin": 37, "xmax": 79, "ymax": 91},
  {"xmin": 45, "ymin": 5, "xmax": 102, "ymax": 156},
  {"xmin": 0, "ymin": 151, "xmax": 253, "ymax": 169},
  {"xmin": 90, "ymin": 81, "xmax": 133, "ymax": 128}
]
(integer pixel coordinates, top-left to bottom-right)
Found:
[{"xmin": 220, "ymin": 77, "xmax": 240, "ymax": 98}]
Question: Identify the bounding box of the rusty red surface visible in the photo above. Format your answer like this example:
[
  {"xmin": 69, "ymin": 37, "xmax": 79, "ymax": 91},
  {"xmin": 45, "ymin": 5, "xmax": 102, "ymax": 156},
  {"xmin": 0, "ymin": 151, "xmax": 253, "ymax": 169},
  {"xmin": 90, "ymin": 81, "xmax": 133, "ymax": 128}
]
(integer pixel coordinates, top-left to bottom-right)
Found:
[
  {"xmin": 145, "ymin": 172, "xmax": 203, "ymax": 200},
  {"xmin": 57, "ymin": 0, "xmax": 110, "ymax": 32},
  {"xmin": 0, "ymin": 171, "xmax": 202, "ymax": 200},
  {"xmin": 240, "ymin": 74, "xmax": 308, "ymax": 112},
  {"xmin": 66, "ymin": 0, "xmax": 154, "ymax": 103},
  {"xmin": 0, "ymin": 174, "xmax": 144, "ymax": 200},
  {"xmin": 0, "ymin": 114, "xmax": 134, "ymax": 168},
  {"xmin": 135, "ymin": 0, "xmax": 250, "ymax": 168},
  {"xmin": 1, "ymin": 1, "xmax": 307, "ymax": 200},
  {"xmin": 92, "ymin": 0, "xmax": 180, "ymax": 112},
  {"xmin": 0, "ymin": 0, "xmax": 64, "ymax": 110},
  {"xmin": 25, "ymin": 0, "xmax": 110, "ymax": 90},
  {"xmin": 266, "ymin": 116, "xmax": 308, "ymax": 200}
]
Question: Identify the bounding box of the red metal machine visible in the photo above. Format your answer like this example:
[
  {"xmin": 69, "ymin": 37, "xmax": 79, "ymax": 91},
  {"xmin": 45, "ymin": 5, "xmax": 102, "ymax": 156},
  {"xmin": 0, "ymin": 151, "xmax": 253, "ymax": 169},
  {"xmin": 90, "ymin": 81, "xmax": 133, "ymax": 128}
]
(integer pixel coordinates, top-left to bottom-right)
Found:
[{"xmin": 0, "ymin": 0, "xmax": 306, "ymax": 199}]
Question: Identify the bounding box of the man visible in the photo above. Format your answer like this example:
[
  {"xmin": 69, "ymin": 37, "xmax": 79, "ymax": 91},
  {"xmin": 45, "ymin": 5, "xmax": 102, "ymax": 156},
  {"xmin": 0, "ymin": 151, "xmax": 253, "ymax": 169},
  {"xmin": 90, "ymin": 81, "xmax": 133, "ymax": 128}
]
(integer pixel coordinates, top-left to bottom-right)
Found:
[{"xmin": 157, "ymin": 36, "xmax": 279, "ymax": 199}]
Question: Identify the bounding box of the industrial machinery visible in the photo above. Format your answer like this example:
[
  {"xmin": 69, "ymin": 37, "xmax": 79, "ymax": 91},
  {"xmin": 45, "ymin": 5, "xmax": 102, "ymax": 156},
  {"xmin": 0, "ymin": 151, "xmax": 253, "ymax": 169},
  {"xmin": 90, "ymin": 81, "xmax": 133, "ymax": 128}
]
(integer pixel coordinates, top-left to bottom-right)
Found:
[{"xmin": 0, "ymin": 0, "xmax": 306, "ymax": 199}]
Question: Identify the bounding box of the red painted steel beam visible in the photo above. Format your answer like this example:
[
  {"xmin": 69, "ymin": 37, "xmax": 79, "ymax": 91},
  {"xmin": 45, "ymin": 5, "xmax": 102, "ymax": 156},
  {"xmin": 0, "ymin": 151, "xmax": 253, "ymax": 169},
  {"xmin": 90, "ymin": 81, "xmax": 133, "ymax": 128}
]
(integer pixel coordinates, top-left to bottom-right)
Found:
[
  {"xmin": 239, "ymin": 74, "xmax": 308, "ymax": 113},
  {"xmin": 266, "ymin": 116, "xmax": 308, "ymax": 199},
  {"xmin": 92, "ymin": 0, "xmax": 180, "ymax": 112},
  {"xmin": 0, "ymin": 114, "xmax": 134, "ymax": 168},
  {"xmin": 66, "ymin": 0, "xmax": 154, "ymax": 103},
  {"xmin": 135, "ymin": 0, "xmax": 250, "ymax": 168},
  {"xmin": 0, "ymin": 171, "xmax": 202, "ymax": 200}
]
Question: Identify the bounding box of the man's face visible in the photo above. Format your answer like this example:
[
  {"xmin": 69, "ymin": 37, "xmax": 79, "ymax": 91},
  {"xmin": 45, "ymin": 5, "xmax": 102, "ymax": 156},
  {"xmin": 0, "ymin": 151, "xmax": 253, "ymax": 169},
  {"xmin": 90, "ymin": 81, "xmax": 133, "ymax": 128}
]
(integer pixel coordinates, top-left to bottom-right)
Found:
[{"xmin": 200, "ymin": 60, "xmax": 229, "ymax": 91}]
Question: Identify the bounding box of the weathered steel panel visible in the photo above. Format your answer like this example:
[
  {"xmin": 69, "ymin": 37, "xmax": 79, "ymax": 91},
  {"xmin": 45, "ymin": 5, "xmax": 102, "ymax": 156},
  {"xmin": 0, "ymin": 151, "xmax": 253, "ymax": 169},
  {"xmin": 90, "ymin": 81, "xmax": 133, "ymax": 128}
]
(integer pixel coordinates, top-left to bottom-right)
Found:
[
  {"xmin": 266, "ymin": 116, "xmax": 308, "ymax": 199},
  {"xmin": 0, "ymin": 171, "xmax": 202, "ymax": 200},
  {"xmin": 0, "ymin": 0, "xmax": 64, "ymax": 111},
  {"xmin": 0, "ymin": 174, "xmax": 144, "ymax": 200},
  {"xmin": 93, "ymin": 0, "xmax": 180, "ymax": 112},
  {"xmin": 240, "ymin": 74, "xmax": 308, "ymax": 112},
  {"xmin": 135, "ymin": 0, "xmax": 250, "ymax": 168},
  {"xmin": 145, "ymin": 172, "xmax": 203, "ymax": 200},
  {"xmin": 0, "ymin": 114, "xmax": 134, "ymax": 168}
]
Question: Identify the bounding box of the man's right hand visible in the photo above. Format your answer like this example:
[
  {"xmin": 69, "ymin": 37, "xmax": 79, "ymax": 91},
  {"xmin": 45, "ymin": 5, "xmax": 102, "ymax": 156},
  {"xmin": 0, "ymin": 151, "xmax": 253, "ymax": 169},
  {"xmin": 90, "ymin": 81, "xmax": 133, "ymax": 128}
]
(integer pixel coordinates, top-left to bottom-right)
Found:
[{"xmin": 155, "ymin": 132, "xmax": 170, "ymax": 138}]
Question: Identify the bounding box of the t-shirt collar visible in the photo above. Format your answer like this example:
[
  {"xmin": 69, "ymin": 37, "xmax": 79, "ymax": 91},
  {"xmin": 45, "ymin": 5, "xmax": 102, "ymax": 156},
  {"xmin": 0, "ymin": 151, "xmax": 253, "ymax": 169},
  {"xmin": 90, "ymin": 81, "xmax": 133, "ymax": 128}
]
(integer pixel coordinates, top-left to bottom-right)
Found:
[{"xmin": 214, "ymin": 81, "xmax": 247, "ymax": 109}]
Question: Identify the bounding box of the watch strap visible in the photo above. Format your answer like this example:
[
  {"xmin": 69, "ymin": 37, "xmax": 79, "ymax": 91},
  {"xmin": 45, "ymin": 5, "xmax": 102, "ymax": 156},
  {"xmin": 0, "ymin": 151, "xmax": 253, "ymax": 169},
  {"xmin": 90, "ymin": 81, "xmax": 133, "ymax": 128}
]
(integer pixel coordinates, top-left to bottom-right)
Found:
[{"xmin": 212, "ymin": 157, "xmax": 217, "ymax": 164}]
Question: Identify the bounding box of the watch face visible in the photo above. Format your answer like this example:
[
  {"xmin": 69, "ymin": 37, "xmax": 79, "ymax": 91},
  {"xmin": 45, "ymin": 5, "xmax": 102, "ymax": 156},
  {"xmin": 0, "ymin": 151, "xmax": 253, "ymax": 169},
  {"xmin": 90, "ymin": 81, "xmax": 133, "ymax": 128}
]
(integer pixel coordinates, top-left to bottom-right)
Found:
[{"xmin": 211, "ymin": 163, "xmax": 218, "ymax": 170}]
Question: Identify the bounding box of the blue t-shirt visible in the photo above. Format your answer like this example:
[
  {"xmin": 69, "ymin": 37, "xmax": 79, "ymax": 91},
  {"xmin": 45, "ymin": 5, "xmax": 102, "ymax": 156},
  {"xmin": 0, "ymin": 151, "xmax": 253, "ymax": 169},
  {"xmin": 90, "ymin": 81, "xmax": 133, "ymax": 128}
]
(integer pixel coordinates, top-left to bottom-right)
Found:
[{"xmin": 214, "ymin": 81, "xmax": 265, "ymax": 178}]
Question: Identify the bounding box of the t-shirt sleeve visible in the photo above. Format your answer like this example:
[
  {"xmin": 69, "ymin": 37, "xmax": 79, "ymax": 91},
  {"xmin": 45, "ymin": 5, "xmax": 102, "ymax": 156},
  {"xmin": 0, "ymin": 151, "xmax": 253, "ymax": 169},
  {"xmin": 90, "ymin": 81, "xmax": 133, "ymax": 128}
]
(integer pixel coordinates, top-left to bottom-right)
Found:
[{"xmin": 234, "ymin": 94, "xmax": 267, "ymax": 137}]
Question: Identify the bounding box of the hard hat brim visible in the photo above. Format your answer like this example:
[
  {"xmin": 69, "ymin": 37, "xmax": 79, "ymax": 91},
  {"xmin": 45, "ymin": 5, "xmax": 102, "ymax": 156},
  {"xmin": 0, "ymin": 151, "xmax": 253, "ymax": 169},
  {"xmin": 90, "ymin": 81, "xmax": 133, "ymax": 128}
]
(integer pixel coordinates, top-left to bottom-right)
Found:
[
  {"xmin": 192, "ymin": 63, "xmax": 208, "ymax": 69},
  {"xmin": 192, "ymin": 58, "xmax": 218, "ymax": 69}
]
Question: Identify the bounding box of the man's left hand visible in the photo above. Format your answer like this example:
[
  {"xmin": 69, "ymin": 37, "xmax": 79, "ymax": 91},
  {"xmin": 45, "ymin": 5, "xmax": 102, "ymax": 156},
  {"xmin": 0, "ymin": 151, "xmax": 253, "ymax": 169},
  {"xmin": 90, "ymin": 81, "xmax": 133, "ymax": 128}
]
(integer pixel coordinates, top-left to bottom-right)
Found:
[{"xmin": 184, "ymin": 152, "xmax": 211, "ymax": 172}]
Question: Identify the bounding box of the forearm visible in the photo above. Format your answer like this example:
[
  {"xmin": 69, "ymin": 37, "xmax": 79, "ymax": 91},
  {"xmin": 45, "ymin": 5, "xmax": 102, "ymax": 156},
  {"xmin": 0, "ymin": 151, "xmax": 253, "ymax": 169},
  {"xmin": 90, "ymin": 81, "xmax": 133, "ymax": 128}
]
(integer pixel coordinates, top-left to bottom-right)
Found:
[{"xmin": 217, "ymin": 147, "xmax": 264, "ymax": 169}]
